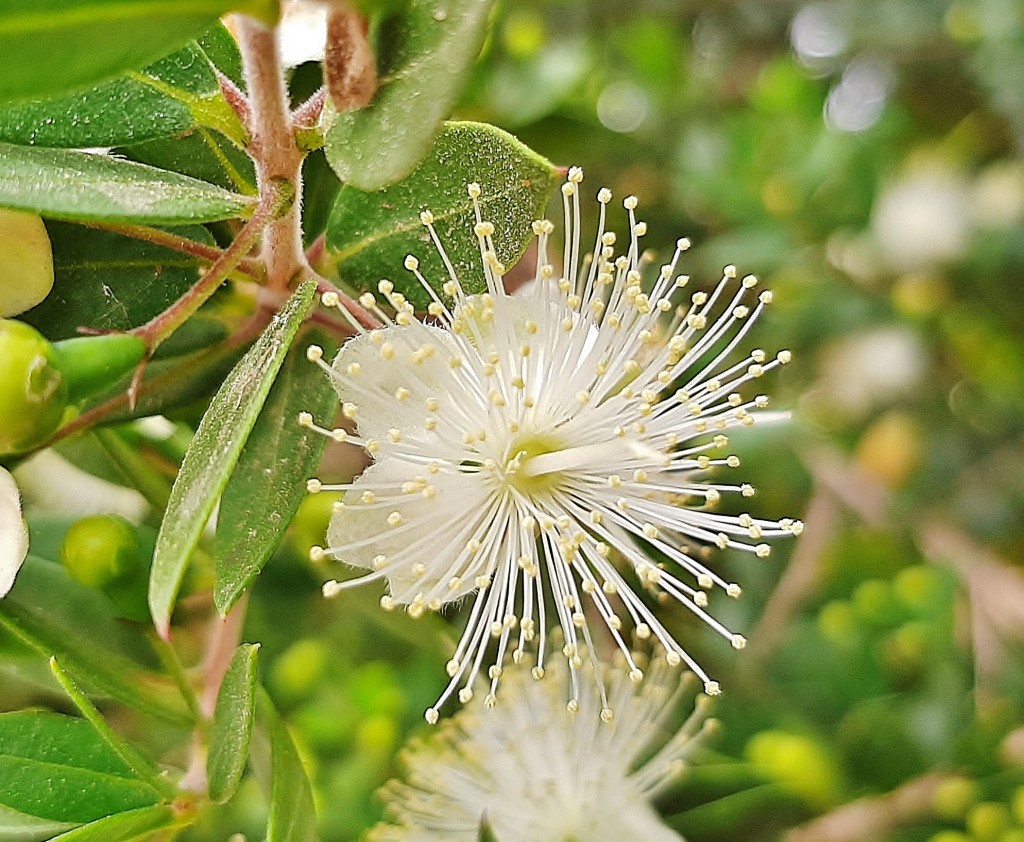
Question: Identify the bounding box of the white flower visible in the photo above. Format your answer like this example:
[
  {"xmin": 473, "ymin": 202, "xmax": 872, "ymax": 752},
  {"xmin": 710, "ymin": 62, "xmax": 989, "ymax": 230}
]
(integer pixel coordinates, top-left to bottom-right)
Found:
[
  {"xmin": 304, "ymin": 168, "xmax": 801, "ymax": 721},
  {"xmin": 366, "ymin": 654, "xmax": 714, "ymax": 842},
  {"xmin": 1, "ymin": 465, "xmax": 29, "ymax": 597}
]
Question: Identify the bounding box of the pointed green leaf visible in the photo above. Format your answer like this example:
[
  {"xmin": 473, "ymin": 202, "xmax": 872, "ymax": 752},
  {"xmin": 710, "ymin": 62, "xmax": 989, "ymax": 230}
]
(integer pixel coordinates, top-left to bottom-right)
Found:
[
  {"xmin": 49, "ymin": 659, "xmax": 176, "ymax": 799},
  {"xmin": 324, "ymin": 121, "xmax": 559, "ymax": 308},
  {"xmin": 214, "ymin": 333, "xmax": 337, "ymax": 615},
  {"xmin": 252, "ymin": 690, "xmax": 317, "ymax": 842},
  {"xmin": 0, "ymin": 0, "xmax": 276, "ymax": 103},
  {"xmin": 0, "ymin": 42, "xmax": 243, "ymax": 149},
  {"xmin": 149, "ymin": 280, "xmax": 318, "ymax": 637},
  {"xmin": 198, "ymin": 23, "xmax": 246, "ymax": 91},
  {"xmin": 324, "ymin": 0, "xmax": 497, "ymax": 190},
  {"xmin": 208, "ymin": 643, "xmax": 260, "ymax": 803},
  {"xmin": 0, "ymin": 143, "xmax": 254, "ymax": 224},
  {"xmin": 20, "ymin": 222, "xmax": 212, "ymax": 342},
  {"xmin": 0, "ymin": 804, "xmax": 76, "ymax": 842},
  {"xmin": 0, "ymin": 712, "xmax": 161, "ymax": 823},
  {"xmin": 48, "ymin": 806, "xmax": 178, "ymax": 842},
  {"xmin": 0, "ymin": 559, "xmax": 191, "ymax": 724}
]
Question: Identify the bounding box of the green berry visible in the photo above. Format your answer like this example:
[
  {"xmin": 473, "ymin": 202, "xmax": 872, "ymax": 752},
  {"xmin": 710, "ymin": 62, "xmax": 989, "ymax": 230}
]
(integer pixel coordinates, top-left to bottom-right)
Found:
[
  {"xmin": 61, "ymin": 514, "xmax": 148, "ymax": 620},
  {"xmin": 0, "ymin": 209, "xmax": 53, "ymax": 318},
  {"xmin": 0, "ymin": 319, "xmax": 67, "ymax": 455},
  {"xmin": 745, "ymin": 730, "xmax": 841, "ymax": 808},
  {"xmin": 933, "ymin": 777, "xmax": 981, "ymax": 821},
  {"xmin": 966, "ymin": 802, "xmax": 1012, "ymax": 842},
  {"xmin": 270, "ymin": 638, "xmax": 330, "ymax": 703}
]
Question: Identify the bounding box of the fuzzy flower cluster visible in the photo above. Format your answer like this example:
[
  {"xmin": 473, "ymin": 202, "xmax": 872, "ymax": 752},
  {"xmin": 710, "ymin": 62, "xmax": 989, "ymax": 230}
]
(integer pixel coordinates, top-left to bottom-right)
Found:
[
  {"xmin": 367, "ymin": 654, "xmax": 715, "ymax": 842},
  {"xmin": 303, "ymin": 168, "xmax": 801, "ymax": 721}
]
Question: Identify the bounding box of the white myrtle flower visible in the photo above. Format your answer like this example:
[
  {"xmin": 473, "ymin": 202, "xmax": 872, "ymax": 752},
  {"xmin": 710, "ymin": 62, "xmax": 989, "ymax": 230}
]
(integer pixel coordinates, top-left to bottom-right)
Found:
[
  {"xmin": 304, "ymin": 168, "xmax": 801, "ymax": 721},
  {"xmin": 1, "ymin": 465, "xmax": 29, "ymax": 598},
  {"xmin": 367, "ymin": 654, "xmax": 714, "ymax": 842}
]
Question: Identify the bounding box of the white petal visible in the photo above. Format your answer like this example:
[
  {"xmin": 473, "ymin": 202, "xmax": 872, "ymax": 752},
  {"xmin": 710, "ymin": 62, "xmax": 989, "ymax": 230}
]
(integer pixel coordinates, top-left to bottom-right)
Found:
[{"xmin": 0, "ymin": 466, "xmax": 28, "ymax": 598}]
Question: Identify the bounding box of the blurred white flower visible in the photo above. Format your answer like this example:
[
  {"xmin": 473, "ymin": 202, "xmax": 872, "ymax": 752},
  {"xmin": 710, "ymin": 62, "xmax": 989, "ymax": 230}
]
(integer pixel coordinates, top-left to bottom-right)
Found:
[
  {"xmin": 13, "ymin": 450, "xmax": 147, "ymax": 522},
  {"xmin": 305, "ymin": 169, "xmax": 800, "ymax": 721},
  {"xmin": 367, "ymin": 655, "xmax": 714, "ymax": 842},
  {"xmin": 872, "ymin": 166, "xmax": 971, "ymax": 271},
  {"xmin": 1, "ymin": 465, "xmax": 28, "ymax": 597}
]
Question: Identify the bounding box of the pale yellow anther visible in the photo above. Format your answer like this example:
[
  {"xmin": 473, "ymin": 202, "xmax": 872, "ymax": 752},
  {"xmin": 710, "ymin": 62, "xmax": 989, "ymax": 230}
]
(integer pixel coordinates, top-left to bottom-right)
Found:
[
  {"xmin": 386, "ymin": 512, "xmax": 403, "ymax": 527},
  {"xmin": 306, "ymin": 345, "xmax": 323, "ymax": 362}
]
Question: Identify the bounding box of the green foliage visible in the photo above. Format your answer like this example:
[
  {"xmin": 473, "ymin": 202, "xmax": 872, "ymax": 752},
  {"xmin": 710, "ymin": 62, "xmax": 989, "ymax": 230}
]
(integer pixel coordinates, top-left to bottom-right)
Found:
[
  {"xmin": 0, "ymin": 0, "xmax": 277, "ymax": 103},
  {"xmin": 325, "ymin": 121, "xmax": 559, "ymax": 307},
  {"xmin": 148, "ymin": 280, "xmax": 317, "ymax": 637},
  {"xmin": 214, "ymin": 333, "xmax": 337, "ymax": 615},
  {"xmin": 208, "ymin": 644, "xmax": 259, "ymax": 804},
  {"xmin": 0, "ymin": 143, "xmax": 255, "ymax": 223},
  {"xmin": 324, "ymin": 0, "xmax": 498, "ymax": 190}
]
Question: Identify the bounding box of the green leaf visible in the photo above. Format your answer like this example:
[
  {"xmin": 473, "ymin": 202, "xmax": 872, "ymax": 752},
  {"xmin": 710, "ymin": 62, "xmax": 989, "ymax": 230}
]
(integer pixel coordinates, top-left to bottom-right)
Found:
[
  {"xmin": 0, "ymin": 712, "xmax": 161, "ymax": 823},
  {"xmin": 324, "ymin": 121, "xmax": 559, "ymax": 308},
  {"xmin": 477, "ymin": 815, "xmax": 500, "ymax": 842},
  {"xmin": 252, "ymin": 690, "xmax": 317, "ymax": 842},
  {"xmin": 198, "ymin": 22, "xmax": 246, "ymax": 91},
  {"xmin": 0, "ymin": 143, "xmax": 255, "ymax": 224},
  {"xmin": 148, "ymin": 280, "xmax": 317, "ymax": 638},
  {"xmin": 48, "ymin": 806, "xmax": 178, "ymax": 842},
  {"xmin": 0, "ymin": 0, "xmax": 276, "ymax": 103},
  {"xmin": 208, "ymin": 643, "xmax": 260, "ymax": 804},
  {"xmin": 214, "ymin": 333, "xmax": 337, "ymax": 615},
  {"xmin": 0, "ymin": 559, "xmax": 191, "ymax": 725},
  {"xmin": 126, "ymin": 129, "xmax": 257, "ymax": 195},
  {"xmin": 0, "ymin": 42, "xmax": 243, "ymax": 149},
  {"xmin": 0, "ymin": 804, "xmax": 75, "ymax": 842},
  {"xmin": 324, "ymin": 0, "xmax": 497, "ymax": 190},
  {"xmin": 20, "ymin": 221, "xmax": 211, "ymax": 342},
  {"xmin": 49, "ymin": 659, "xmax": 176, "ymax": 799}
]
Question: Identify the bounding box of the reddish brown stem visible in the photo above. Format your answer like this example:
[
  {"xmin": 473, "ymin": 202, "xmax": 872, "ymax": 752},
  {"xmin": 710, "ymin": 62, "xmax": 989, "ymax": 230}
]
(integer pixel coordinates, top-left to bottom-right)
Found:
[
  {"xmin": 216, "ymin": 69, "xmax": 252, "ymax": 138},
  {"xmin": 292, "ymin": 86, "xmax": 327, "ymax": 128},
  {"xmin": 86, "ymin": 221, "xmax": 264, "ymax": 280}
]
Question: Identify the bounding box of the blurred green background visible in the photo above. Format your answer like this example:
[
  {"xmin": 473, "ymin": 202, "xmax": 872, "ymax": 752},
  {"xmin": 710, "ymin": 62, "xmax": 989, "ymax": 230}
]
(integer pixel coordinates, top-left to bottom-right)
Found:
[{"xmin": 6, "ymin": 0, "xmax": 1024, "ymax": 840}]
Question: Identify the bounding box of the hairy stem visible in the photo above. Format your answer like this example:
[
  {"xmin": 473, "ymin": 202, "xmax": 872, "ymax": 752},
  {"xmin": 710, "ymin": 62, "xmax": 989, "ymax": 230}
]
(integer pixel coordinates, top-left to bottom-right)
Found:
[{"xmin": 236, "ymin": 18, "xmax": 307, "ymax": 292}]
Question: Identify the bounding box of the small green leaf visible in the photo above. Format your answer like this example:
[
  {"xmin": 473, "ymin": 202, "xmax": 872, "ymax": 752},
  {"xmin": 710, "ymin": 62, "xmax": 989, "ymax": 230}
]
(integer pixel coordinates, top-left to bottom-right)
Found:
[
  {"xmin": 198, "ymin": 22, "xmax": 246, "ymax": 91},
  {"xmin": 20, "ymin": 222, "xmax": 212, "ymax": 342},
  {"xmin": 324, "ymin": 0, "xmax": 497, "ymax": 190},
  {"xmin": 324, "ymin": 121, "xmax": 559, "ymax": 308},
  {"xmin": 47, "ymin": 805, "xmax": 178, "ymax": 842},
  {"xmin": 0, "ymin": 143, "xmax": 254, "ymax": 224},
  {"xmin": 0, "ymin": 0, "xmax": 276, "ymax": 103},
  {"xmin": 148, "ymin": 280, "xmax": 317, "ymax": 637},
  {"xmin": 477, "ymin": 814, "xmax": 500, "ymax": 842},
  {"xmin": 0, "ymin": 560, "xmax": 191, "ymax": 725},
  {"xmin": 208, "ymin": 643, "xmax": 260, "ymax": 804},
  {"xmin": 214, "ymin": 333, "xmax": 337, "ymax": 615},
  {"xmin": 49, "ymin": 659, "xmax": 176, "ymax": 799},
  {"xmin": 0, "ymin": 804, "xmax": 75, "ymax": 842},
  {"xmin": 252, "ymin": 690, "xmax": 317, "ymax": 842},
  {"xmin": 0, "ymin": 712, "xmax": 161, "ymax": 823},
  {"xmin": 0, "ymin": 42, "xmax": 243, "ymax": 148}
]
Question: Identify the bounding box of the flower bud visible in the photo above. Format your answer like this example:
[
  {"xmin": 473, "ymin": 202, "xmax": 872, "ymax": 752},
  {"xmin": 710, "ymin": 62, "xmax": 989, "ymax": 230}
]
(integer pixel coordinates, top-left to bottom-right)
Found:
[
  {"xmin": 0, "ymin": 209, "xmax": 54, "ymax": 318},
  {"xmin": 0, "ymin": 319, "xmax": 68, "ymax": 456},
  {"xmin": 0, "ymin": 466, "xmax": 28, "ymax": 598},
  {"xmin": 61, "ymin": 514, "xmax": 149, "ymax": 620}
]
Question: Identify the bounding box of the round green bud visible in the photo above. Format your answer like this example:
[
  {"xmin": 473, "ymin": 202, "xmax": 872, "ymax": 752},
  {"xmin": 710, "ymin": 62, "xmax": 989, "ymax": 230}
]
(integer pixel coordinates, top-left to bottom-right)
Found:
[
  {"xmin": 744, "ymin": 729, "xmax": 841, "ymax": 808},
  {"xmin": 0, "ymin": 209, "xmax": 54, "ymax": 318},
  {"xmin": 893, "ymin": 564, "xmax": 945, "ymax": 616},
  {"xmin": 966, "ymin": 802, "xmax": 1012, "ymax": 842},
  {"xmin": 0, "ymin": 319, "xmax": 67, "ymax": 455},
  {"xmin": 354, "ymin": 713, "xmax": 397, "ymax": 758},
  {"xmin": 933, "ymin": 777, "xmax": 981, "ymax": 821},
  {"xmin": 1011, "ymin": 786, "xmax": 1024, "ymax": 824},
  {"xmin": 270, "ymin": 638, "xmax": 330, "ymax": 703},
  {"xmin": 61, "ymin": 515, "xmax": 149, "ymax": 620},
  {"xmin": 818, "ymin": 600, "xmax": 859, "ymax": 648},
  {"xmin": 852, "ymin": 578, "xmax": 901, "ymax": 627}
]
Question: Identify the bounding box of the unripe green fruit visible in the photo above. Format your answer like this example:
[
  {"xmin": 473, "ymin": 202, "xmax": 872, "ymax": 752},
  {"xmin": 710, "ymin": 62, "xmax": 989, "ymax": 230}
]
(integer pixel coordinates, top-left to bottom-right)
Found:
[
  {"xmin": 61, "ymin": 514, "xmax": 149, "ymax": 621},
  {"xmin": 0, "ymin": 209, "xmax": 54, "ymax": 318},
  {"xmin": 966, "ymin": 802, "xmax": 1012, "ymax": 842},
  {"xmin": 933, "ymin": 776, "xmax": 981, "ymax": 821},
  {"xmin": 0, "ymin": 319, "xmax": 67, "ymax": 455},
  {"xmin": 744, "ymin": 730, "xmax": 841, "ymax": 808}
]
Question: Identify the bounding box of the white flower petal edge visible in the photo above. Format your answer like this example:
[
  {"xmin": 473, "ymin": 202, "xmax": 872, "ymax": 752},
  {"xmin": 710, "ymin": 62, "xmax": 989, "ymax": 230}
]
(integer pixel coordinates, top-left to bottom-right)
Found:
[
  {"xmin": 0, "ymin": 465, "xmax": 28, "ymax": 598},
  {"xmin": 366, "ymin": 655, "xmax": 714, "ymax": 842},
  {"xmin": 304, "ymin": 168, "xmax": 803, "ymax": 720}
]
